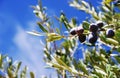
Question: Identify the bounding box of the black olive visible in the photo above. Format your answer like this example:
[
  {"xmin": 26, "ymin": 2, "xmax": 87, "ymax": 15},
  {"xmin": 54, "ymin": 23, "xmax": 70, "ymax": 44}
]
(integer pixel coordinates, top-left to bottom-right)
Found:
[
  {"xmin": 106, "ymin": 29, "xmax": 115, "ymax": 38},
  {"xmin": 78, "ymin": 34, "xmax": 86, "ymax": 43},
  {"xmin": 89, "ymin": 23, "xmax": 98, "ymax": 33},
  {"xmin": 88, "ymin": 33, "xmax": 98, "ymax": 44}
]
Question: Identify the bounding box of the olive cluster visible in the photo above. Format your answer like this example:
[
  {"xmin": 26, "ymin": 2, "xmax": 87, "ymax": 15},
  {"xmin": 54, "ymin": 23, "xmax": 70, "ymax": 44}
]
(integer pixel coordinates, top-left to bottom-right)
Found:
[
  {"xmin": 70, "ymin": 21, "xmax": 115, "ymax": 44},
  {"xmin": 70, "ymin": 26, "xmax": 86, "ymax": 43}
]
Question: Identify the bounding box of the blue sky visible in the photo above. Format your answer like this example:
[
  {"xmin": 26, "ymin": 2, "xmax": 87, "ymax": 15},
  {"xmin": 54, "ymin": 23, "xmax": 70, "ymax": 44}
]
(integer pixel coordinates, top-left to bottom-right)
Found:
[{"xmin": 0, "ymin": 0, "xmax": 101, "ymax": 77}]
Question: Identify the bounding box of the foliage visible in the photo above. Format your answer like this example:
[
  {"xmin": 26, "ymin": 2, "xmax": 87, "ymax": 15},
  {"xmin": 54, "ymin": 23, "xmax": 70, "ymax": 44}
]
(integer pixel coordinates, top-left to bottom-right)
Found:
[
  {"xmin": 0, "ymin": 54, "xmax": 35, "ymax": 78},
  {"xmin": 29, "ymin": 0, "xmax": 120, "ymax": 78},
  {"xmin": 1, "ymin": 0, "xmax": 120, "ymax": 78}
]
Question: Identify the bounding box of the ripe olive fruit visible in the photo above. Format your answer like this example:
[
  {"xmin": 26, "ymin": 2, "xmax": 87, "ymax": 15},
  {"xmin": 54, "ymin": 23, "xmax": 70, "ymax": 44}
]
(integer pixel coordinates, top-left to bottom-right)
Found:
[
  {"xmin": 89, "ymin": 23, "xmax": 98, "ymax": 33},
  {"xmin": 70, "ymin": 28, "xmax": 77, "ymax": 35},
  {"xmin": 96, "ymin": 21, "xmax": 104, "ymax": 28},
  {"xmin": 106, "ymin": 29, "xmax": 115, "ymax": 38},
  {"xmin": 78, "ymin": 34, "xmax": 86, "ymax": 43},
  {"xmin": 88, "ymin": 33, "xmax": 98, "ymax": 44},
  {"xmin": 76, "ymin": 26, "xmax": 84, "ymax": 35}
]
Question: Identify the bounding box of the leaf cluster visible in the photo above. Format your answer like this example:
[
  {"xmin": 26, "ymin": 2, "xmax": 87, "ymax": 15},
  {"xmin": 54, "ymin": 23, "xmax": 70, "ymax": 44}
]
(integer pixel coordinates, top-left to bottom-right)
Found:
[
  {"xmin": 0, "ymin": 54, "xmax": 35, "ymax": 78},
  {"xmin": 28, "ymin": 0, "xmax": 120, "ymax": 78}
]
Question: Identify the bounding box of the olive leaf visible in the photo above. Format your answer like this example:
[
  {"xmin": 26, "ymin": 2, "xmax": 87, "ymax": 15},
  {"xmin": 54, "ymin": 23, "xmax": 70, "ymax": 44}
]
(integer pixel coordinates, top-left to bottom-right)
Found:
[
  {"xmin": 46, "ymin": 33, "xmax": 64, "ymax": 42},
  {"xmin": 30, "ymin": 72, "xmax": 35, "ymax": 78},
  {"xmin": 82, "ymin": 21, "xmax": 90, "ymax": 30},
  {"xmin": 27, "ymin": 31, "xmax": 46, "ymax": 36},
  {"xmin": 106, "ymin": 38, "xmax": 119, "ymax": 45},
  {"xmin": 103, "ymin": 0, "xmax": 112, "ymax": 4},
  {"xmin": 37, "ymin": 22, "xmax": 48, "ymax": 33}
]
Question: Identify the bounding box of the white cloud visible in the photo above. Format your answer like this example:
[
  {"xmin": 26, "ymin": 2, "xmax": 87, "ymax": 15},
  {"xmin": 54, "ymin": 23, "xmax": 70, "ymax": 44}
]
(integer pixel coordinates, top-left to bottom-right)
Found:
[
  {"xmin": 0, "ymin": 12, "xmax": 58, "ymax": 77},
  {"xmin": 0, "ymin": 4, "xmax": 58, "ymax": 78},
  {"xmin": 13, "ymin": 25, "xmax": 57, "ymax": 78}
]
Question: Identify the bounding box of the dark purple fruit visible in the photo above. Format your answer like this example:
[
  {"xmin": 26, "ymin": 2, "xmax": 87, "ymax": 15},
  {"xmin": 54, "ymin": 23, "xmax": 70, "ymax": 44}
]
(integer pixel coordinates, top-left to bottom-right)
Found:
[
  {"xmin": 70, "ymin": 28, "xmax": 77, "ymax": 35},
  {"xmin": 89, "ymin": 23, "xmax": 98, "ymax": 33},
  {"xmin": 76, "ymin": 26, "xmax": 84, "ymax": 35},
  {"xmin": 106, "ymin": 29, "xmax": 115, "ymax": 38},
  {"xmin": 78, "ymin": 34, "xmax": 86, "ymax": 43},
  {"xmin": 96, "ymin": 21, "xmax": 104, "ymax": 28},
  {"xmin": 88, "ymin": 33, "xmax": 98, "ymax": 44}
]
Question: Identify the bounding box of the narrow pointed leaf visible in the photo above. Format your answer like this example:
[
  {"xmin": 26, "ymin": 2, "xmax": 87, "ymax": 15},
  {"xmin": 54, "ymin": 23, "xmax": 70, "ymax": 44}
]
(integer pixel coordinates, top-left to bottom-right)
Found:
[{"xmin": 37, "ymin": 22, "xmax": 48, "ymax": 33}]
